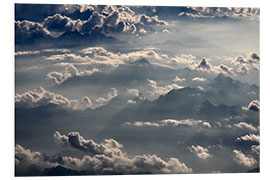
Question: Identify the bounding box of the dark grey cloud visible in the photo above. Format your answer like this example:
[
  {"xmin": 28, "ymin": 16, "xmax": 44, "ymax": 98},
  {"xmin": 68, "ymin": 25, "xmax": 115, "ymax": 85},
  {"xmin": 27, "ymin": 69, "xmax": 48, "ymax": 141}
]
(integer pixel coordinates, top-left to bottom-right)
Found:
[
  {"xmin": 15, "ymin": 20, "xmax": 50, "ymax": 44},
  {"xmin": 43, "ymin": 13, "xmax": 74, "ymax": 32}
]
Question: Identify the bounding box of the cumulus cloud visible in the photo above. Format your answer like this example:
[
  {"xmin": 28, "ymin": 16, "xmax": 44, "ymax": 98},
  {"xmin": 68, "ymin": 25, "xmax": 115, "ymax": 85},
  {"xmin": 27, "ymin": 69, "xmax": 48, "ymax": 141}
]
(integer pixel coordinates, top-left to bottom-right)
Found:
[
  {"xmin": 15, "ymin": 20, "xmax": 48, "ymax": 43},
  {"xmin": 187, "ymin": 145, "xmax": 213, "ymax": 160},
  {"xmin": 251, "ymin": 145, "xmax": 260, "ymax": 155},
  {"xmin": 15, "ymin": 87, "xmax": 93, "ymax": 110},
  {"xmin": 234, "ymin": 122, "xmax": 258, "ymax": 132},
  {"xmin": 40, "ymin": 131, "xmax": 192, "ymax": 174},
  {"xmin": 43, "ymin": 13, "xmax": 75, "ymax": 32},
  {"xmin": 15, "ymin": 86, "xmax": 117, "ymax": 110},
  {"xmin": 126, "ymin": 88, "xmax": 140, "ymax": 97},
  {"xmin": 46, "ymin": 64, "xmax": 99, "ymax": 85},
  {"xmin": 124, "ymin": 119, "xmax": 211, "ymax": 129},
  {"xmin": 16, "ymin": 5, "xmax": 169, "ymax": 43},
  {"xmin": 172, "ymin": 76, "xmax": 185, "ymax": 82},
  {"xmin": 192, "ymin": 77, "xmax": 206, "ymax": 82},
  {"xmin": 232, "ymin": 150, "xmax": 257, "ymax": 167},
  {"xmin": 219, "ymin": 64, "xmax": 234, "ymax": 74},
  {"xmin": 95, "ymin": 88, "xmax": 118, "ymax": 107},
  {"xmin": 236, "ymin": 134, "xmax": 260, "ymax": 143},
  {"xmin": 230, "ymin": 53, "xmax": 260, "ymax": 74},
  {"xmin": 147, "ymin": 79, "xmax": 183, "ymax": 97}
]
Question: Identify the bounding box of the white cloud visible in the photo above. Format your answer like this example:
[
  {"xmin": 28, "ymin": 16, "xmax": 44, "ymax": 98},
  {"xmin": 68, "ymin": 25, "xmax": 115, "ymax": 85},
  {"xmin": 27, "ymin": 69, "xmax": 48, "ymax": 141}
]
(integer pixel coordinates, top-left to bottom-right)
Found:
[
  {"xmin": 126, "ymin": 88, "xmax": 140, "ymax": 97},
  {"xmin": 234, "ymin": 122, "xmax": 258, "ymax": 132},
  {"xmin": 172, "ymin": 76, "xmax": 185, "ymax": 82},
  {"xmin": 236, "ymin": 134, "xmax": 260, "ymax": 143},
  {"xmin": 188, "ymin": 145, "xmax": 213, "ymax": 160},
  {"xmin": 95, "ymin": 88, "xmax": 118, "ymax": 107},
  {"xmin": 34, "ymin": 131, "xmax": 192, "ymax": 174},
  {"xmin": 232, "ymin": 150, "xmax": 257, "ymax": 167},
  {"xmin": 15, "ymin": 87, "xmax": 93, "ymax": 110},
  {"xmin": 125, "ymin": 119, "xmax": 211, "ymax": 129},
  {"xmin": 192, "ymin": 77, "xmax": 206, "ymax": 82},
  {"xmin": 147, "ymin": 79, "xmax": 183, "ymax": 97}
]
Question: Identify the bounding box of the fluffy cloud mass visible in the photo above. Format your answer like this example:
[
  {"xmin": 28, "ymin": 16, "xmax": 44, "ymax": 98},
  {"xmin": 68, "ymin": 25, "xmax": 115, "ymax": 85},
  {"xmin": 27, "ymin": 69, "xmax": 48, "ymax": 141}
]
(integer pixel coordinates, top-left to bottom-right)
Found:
[
  {"xmin": 147, "ymin": 79, "xmax": 183, "ymax": 97},
  {"xmin": 15, "ymin": 131, "xmax": 192, "ymax": 174},
  {"xmin": 15, "ymin": 5, "xmax": 169, "ymax": 44},
  {"xmin": 15, "ymin": 87, "xmax": 117, "ymax": 110},
  {"xmin": 236, "ymin": 134, "xmax": 260, "ymax": 143},
  {"xmin": 187, "ymin": 145, "xmax": 213, "ymax": 160},
  {"xmin": 232, "ymin": 150, "xmax": 257, "ymax": 167}
]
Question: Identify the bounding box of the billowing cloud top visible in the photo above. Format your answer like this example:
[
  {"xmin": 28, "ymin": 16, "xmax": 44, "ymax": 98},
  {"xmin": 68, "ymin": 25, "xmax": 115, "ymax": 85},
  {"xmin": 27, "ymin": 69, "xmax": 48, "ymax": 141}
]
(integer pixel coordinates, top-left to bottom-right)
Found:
[{"xmin": 15, "ymin": 131, "xmax": 193, "ymax": 174}]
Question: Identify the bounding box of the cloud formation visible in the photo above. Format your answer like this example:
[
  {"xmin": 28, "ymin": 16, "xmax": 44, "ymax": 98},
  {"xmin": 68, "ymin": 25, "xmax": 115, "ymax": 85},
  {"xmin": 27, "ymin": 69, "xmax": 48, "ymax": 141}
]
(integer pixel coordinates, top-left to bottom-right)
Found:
[
  {"xmin": 187, "ymin": 145, "xmax": 213, "ymax": 160},
  {"xmin": 232, "ymin": 150, "xmax": 257, "ymax": 167},
  {"xmin": 234, "ymin": 122, "xmax": 258, "ymax": 132},
  {"xmin": 15, "ymin": 86, "xmax": 117, "ymax": 110},
  {"xmin": 124, "ymin": 119, "xmax": 211, "ymax": 129},
  {"xmin": 179, "ymin": 7, "xmax": 260, "ymax": 21},
  {"xmin": 15, "ymin": 5, "xmax": 169, "ymax": 43},
  {"xmin": 147, "ymin": 79, "xmax": 183, "ymax": 97},
  {"xmin": 192, "ymin": 77, "xmax": 206, "ymax": 82},
  {"xmin": 236, "ymin": 134, "xmax": 260, "ymax": 143},
  {"xmin": 18, "ymin": 131, "xmax": 193, "ymax": 174}
]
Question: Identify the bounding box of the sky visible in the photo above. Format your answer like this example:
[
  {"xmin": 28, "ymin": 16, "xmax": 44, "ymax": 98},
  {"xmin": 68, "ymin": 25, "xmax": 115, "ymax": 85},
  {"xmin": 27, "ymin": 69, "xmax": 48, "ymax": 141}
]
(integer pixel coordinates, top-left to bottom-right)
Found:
[{"xmin": 13, "ymin": 2, "xmax": 260, "ymax": 176}]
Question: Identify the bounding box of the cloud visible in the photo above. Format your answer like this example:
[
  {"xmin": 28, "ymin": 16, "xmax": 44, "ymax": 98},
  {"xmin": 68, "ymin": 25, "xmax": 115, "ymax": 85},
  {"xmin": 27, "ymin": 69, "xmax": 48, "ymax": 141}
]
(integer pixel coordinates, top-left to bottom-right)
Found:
[
  {"xmin": 15, "ymin": 48, "xmax": 70, "ymax": 56},
  {"xmin": 15, "ymin": 144, "xmax": 58, "ymax": 168},
  {"xmin": 192, "ymin": 77, "xmax": 206, "ymax": 82},
  {"xmin": 124, "ymin": 119, "xmax": 212, "ymax": 129},
  {"xmin": 172, "ymin": 76, "xmax": 185, "ymax": 82},
  {"xmin": 15, "ymin": 20, "xmax": 48, "ymax": 43},
  {"xmin": 234, "ymin": 122, "xmax": 258, "ymax": 132},
  {"xmin": 15, "ymin": 5, "xmax": 169, "ymax": 43},
  {"xmin": 51, "ymin": 131, "xmax": 192, "ymax": 174},
  {"xmin": 236, "ymin": 134, "xmax": 260, "ymax": 143},
  {"xmin": 147, "ymin": 79, "xmax": 183, "ymax": 97},
  {"xmin": 179, "ymin": 7, "xmax": 260, "ymax": 21},
  {"xmin": 126, "ymin": 88, "xmax": 140, "ymax": 97},
  {"xmin": 232, "ymin": 150, "xmax": 257, "ymax": 167},
  {"xmin": 15, "ymin": 87, "xmax": 93, "ymax": 110},
  {"xmin": 95, "ymin": 88, "xmax": 118, "ymax": 107},
  {"xmin": 251, "ymin": 145, "xmax": 259, "ymax": 155},
  {"xmin": 219, "ymin": 64, "xmax": 234, "ymax": 74},
  {"xmin": 15, "ymin": 86, "xmax": 117, "ymax": 110},
  {"xmin": 230, "ymin": 53, "xmax": 260, "ymax": 74},
  {"xmin": 43, "ymin": 13, "xmax": 75, "ymax": 32},
  {"xmin": 187, "ymin": 145, "xmax": 213, "ymax": 160},
  {"xmin": 127, "ymin": 99, "xmax": 136, "ymax": 104},
  {"xmin": 46, "ymin": 64, "xmax": 99, "ymax": 85}
]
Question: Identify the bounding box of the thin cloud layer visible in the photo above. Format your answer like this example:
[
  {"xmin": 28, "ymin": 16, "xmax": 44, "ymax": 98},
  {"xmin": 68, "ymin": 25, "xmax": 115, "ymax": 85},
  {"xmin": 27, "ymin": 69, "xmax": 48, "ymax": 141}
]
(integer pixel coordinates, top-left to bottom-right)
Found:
[{"xmin": 124, "ymin": 119, "xmax": 212, "ymax": 129}]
